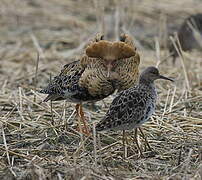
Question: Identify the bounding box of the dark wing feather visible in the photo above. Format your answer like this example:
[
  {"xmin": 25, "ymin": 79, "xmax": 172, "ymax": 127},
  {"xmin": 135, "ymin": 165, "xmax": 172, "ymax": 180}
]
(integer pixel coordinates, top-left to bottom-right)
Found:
[
  {"xmin": 96, "ymin": 87, "xmax": 147, "ymax": 131},
  {"xmin": 39, "ymin": 60, "xmax": 84, "ymax": 101}
]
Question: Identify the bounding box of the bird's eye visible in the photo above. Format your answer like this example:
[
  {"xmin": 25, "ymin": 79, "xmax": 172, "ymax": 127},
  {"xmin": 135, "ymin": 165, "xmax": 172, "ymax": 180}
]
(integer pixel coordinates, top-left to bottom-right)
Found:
[{"xmin": 150, "ymin": 72, "xmax": 158, "ymax": 76}]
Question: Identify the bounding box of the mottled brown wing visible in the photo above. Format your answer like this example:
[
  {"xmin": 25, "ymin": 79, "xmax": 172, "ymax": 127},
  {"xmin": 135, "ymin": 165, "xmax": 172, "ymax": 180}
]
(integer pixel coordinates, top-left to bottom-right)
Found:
[
  {"xmin": 59, "ymin": 59, "xmax": 83, "ymax": 76},
  {"xmin": 40, "ymin": 60, "xmax": 84, "ymax": 101}
]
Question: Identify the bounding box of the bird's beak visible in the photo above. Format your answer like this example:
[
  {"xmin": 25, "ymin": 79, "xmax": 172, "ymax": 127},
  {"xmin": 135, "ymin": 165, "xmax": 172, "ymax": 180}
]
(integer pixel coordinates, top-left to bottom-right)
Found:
[
  {"xmin": 159, "ymin": 75, "xmax": 174, "ymax": 82},
  {"xmin": 106, "ymin": 63, "xmax": 113, "ymax": 78}
]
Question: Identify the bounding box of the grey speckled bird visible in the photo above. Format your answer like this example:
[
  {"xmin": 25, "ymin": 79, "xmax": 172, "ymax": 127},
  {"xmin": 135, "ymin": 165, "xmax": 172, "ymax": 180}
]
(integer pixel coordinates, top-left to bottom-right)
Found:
[{"xmin": 96, "ymin": 66, "xmax": 173, "ymax": 156}]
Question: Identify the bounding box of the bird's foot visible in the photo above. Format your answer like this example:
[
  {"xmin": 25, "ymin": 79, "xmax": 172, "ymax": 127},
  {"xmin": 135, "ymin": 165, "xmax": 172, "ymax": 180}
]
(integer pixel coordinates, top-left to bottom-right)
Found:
[{"xmin": 76, "ymin": 125, "xmax": 91, "ymax": 136}]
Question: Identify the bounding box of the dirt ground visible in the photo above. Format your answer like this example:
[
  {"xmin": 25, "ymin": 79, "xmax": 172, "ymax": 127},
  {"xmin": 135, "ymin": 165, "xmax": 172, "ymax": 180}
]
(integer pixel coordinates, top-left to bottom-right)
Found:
[{"xmin": 0, "ymin": 0, "xmax": 202, "ymax": 179}]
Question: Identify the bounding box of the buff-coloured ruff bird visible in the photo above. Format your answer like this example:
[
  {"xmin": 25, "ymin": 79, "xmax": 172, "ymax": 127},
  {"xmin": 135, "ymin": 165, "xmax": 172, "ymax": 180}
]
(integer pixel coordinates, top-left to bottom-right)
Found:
[{"xmin": 40, "ymin": 34, "xmax": 140, "ymax": 135}]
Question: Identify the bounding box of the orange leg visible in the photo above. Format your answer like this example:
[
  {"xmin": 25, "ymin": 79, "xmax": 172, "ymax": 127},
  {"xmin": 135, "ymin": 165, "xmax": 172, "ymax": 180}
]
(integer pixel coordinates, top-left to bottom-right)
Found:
[{"xmin": 75, "ymin": 104, "xmax": 90, "ymax": 136}]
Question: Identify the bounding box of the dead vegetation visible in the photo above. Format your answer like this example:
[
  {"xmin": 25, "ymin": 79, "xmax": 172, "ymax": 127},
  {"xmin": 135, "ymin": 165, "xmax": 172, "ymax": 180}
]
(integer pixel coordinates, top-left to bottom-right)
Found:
[{"xmin": 0, "ymin": 0, "xmax": 202, "ymax": 179}]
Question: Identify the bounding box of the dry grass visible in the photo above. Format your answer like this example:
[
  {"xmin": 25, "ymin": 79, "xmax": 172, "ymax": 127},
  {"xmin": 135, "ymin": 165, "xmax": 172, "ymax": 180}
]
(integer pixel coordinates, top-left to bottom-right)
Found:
[{"xmin": 0, "ymin": 0, "xmax": 202, "ymax": 179}]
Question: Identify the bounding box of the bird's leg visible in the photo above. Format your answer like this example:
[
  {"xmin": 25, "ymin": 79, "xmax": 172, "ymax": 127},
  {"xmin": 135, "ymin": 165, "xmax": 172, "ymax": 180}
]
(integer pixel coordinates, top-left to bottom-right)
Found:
[
  {"xmin": 134, "ymin": 128, "xmax": 143, "ymax": 157},
  {"xmin": 101, "ymin": 100, "xmax": 107, "ymax": 108},
  {"xmin": 75, "ymin": 104, "xmax": 90, "ymax": 136},
  {"xmin": 138, "ymin": 128, "xmax": 152, "ymax": 151},
  {"xmin": 122, "ymin": 130, "xmax": 128, "ymax": 159},
  {"xmin": 75, "ymin": 104, "xmax": 84, "ymax": 144},
  {"xmin": 78, "ymin": 104, "xmax": 90, "ymax": 135}
]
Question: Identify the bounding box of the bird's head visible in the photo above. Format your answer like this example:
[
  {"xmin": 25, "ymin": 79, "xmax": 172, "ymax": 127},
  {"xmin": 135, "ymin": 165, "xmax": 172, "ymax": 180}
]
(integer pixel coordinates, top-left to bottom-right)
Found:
[
  {"xmin": 86, "ymin": 40, "xmax": 136, "ymax": 77},
  {"xmin": 140, "ymin": 66, "xmax": 174, "ymax": 83}
]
